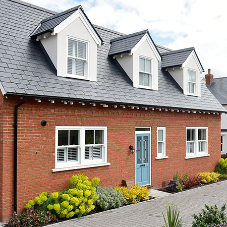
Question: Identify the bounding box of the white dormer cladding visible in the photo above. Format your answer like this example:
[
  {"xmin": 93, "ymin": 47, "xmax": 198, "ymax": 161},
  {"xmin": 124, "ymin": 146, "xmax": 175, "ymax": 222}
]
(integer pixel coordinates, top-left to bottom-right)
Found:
[
  {"xmin": 114, "ymin": 33, "xmax": 161, "ymax": 90},
  {"xmin": 38, "ymin": 8, "xmax": 102, "ymax": 81},
  {"xmin": 166, "ymin": 50, "xmax": 203, "ymax": 97}
]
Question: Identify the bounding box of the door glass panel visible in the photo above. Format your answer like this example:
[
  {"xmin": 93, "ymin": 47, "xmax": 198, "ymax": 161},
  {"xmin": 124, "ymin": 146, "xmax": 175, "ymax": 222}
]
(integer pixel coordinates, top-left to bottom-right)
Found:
[
  {"xmin": 137, "ymin": 136, "xmax": 142, "ymax": 164},
  {"xmin": 143, "ymin": 136, "xmax": 148, "ymax": 163}
]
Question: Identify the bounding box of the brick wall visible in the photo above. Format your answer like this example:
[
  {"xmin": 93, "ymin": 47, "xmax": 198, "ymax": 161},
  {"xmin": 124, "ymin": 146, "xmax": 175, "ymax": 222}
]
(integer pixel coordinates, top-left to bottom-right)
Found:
[{"xmin": 0, "ymin": 95, "xmax": 221, "ymax": 221}]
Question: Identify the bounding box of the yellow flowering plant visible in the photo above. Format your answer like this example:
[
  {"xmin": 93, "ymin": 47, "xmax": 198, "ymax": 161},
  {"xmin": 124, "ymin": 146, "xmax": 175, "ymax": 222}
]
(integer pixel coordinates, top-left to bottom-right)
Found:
[
  {"xmin": 24, "ymin": 174, "xmax": 100, "ymax": 219},
  {"xmin": 199, "ymin": 172, "xmax": 221, "ymax": 183},
  {"xmin": 115, "ymin": 184, "xmax": 150, "ymax": 205}
]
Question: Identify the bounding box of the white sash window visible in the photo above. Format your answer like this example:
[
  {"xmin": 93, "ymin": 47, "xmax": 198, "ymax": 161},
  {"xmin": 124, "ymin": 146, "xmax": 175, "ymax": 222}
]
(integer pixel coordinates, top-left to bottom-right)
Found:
[
  {"xmin": 67, "ymin": 38, "xmax": 87, "ymax": 78},
  {"xmin": 139, "ymin": 57, "xmax": 152, "ymax": 88},
  {"xmin": 56, "ymin": 127, "xmax": 107, "ymax": 169}
]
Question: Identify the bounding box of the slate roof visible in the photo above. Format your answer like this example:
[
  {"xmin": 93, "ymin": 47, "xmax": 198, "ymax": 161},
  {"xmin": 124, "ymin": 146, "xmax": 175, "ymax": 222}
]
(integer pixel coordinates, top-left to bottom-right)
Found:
[
  {"xmin": 0, "ymin": 0, "xmax": 225, "ymax": 113},
  {"xmin": 30, "ymin": 5, "xmax": 103, "ymax": 44},
  {"xmin": 161, "ymin": 47, "xmax": 194, "ymax": 68},
  {"xmin": 207, "ymin": 78, "xmax": 227, "ymax": 105},
  {"xmin": 109, "ymin": 30, "xmax": 147, "ymax": 56},
  {"xmin": 156, "ymin": 45, "xmax": 172, "ymax": 54}
]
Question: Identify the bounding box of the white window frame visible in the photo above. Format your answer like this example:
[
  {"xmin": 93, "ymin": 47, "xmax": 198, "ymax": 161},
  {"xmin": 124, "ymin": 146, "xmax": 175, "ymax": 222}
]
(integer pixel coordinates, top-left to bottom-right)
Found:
[
  {"xmin": 66, "ymin": 36, "xmax": 89, "ymax": 80},
  {"xmin": 156, "ymin": 127, "xmax": 168, "ymax": 159},
  {"xmin": 221, "ymin": 134, "xmax": 225, "ymax": 154},
  {"xmin": 187, "ymin": 69, "xmax": 197, "ymax": 96},
  {"xmin": 138, "ymin": 56, "xmax": 153, "ymax": 89},
  {"xmin": 54, "ymin": 126, "xmax": 109, "ymax": 172},
  {"xmin": 186, "ymin": 127, "xmax": 209, "ymax": 159}
]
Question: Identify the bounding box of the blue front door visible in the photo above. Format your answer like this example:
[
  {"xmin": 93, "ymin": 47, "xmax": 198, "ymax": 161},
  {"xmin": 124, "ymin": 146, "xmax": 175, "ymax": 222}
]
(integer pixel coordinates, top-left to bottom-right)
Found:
[{"xmin": 136, "ymin": 134, "xmax": 150, "ymax": 186}]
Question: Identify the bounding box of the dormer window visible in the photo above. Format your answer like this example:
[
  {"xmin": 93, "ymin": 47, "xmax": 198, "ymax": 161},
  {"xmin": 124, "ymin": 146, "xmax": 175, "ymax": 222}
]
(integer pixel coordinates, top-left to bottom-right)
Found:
[
  {"xmin": 67, "ymin": 38, "xmax": 88, "ymax": 79},
  {"xmin": 139, "ymin": 57, "xmax": 152, "ymax": 88},
  {"xmin": 187, "ymin": 69, "xmax": 196, "ymax": 95}
]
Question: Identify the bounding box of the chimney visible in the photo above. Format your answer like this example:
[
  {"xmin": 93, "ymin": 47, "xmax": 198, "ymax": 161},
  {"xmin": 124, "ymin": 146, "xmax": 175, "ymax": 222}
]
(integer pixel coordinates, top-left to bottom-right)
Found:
[{"xmin": 205, "ymin": 69, "xmax": 213, "ymax": 85}]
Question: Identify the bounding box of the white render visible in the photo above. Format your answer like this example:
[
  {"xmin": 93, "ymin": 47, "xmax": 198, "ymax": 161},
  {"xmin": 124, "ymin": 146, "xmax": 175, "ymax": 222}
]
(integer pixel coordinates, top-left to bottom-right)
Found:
[
  {"xmin": 167, "ymin": 51, "xmax": 201, "ymax": 97},
  {"xmin": 41, "ymin": 33, "xmax": 57, "ymax": 68},
  {"xmin": 116, "ymin": 36, "xmax": 159, "ymax": 90},
  {"xmin": 39, "ymin": 10, "xmax": 99, "ymax": 81}
]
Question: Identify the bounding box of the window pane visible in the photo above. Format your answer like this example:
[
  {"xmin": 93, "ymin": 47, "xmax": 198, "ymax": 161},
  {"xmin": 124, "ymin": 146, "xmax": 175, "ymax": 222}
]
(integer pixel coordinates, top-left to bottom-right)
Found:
[
  {"xmin": 139, "ymin": 72, "xmax": 144, "ymax": 86},
  {"xmin": 144, "ymin": 74, "xmax": 149, "ymax": 86},
  {"xmin": 187, "ymin": 142, "xmax": 194, "ymax": 153},
  {"xmin": 76, "ymin": 59, "xmax": 84, "ymax": 76},
  {"xmin": 158, "ymin": 142, "xmax": 163, "ymax": 154},
  {"xmin": 191, "ymin": 71, "xmax": 196, "ymax": 82},
  {"xmin": 67, "ymin": 58, "xmax": 73, "ymax": 74},
  {"xmin": 146, "ymin": 59, "xmax": 151, "ymax": 73},
  {"xmin": 85, "ymin": 146, "xmax": 91, "ymax": 159},
  {"xmin": 57, "ymin": 148, "xmax": 66, "ymax": 162},
  {"xmin": 139, "ymin": 58, "xmax": 145, "ymax": 72},
  {"xmin": 85, "ymin": 146, "xmax": 102, "ymax": 160},
  {"xmin": 68, "ymin": 148, "xmax": 78, "ymax": 161},
  {"xmin": 70, "ymin": 130, "xmax": 79, "ymax": 145},
  {"xmin": 78, "ymin": 42, "xmax": 86, "ymax": 59},
  {"xmin": 95, "ymin": 130, "xmax": 104, "ymax": 144},
  {"xmin": 199, "ymin": 141, "xmax": 206, "ymax": 152},
  {"xmin": 198, "ymin": 129, "xmax": 206, "ymax": 140},
  {"xmin": 158, "ymin": 130, "xmax": 163, "ymax": 141},
  {"xmin": 85, "ymin": 130, "xmax": 94, "ymax": 144},
  {"xmin": 137, "ymin": 136, "xmax": 142, "ymax": 164},
  {"xmin": 68, "ymin": 39, "xmax": 77, "ymax": 57},
  {"xmin": 92, "ymin": 146, "xmax": 102, "ymax": 159},
  {"xmin": 58, "ymin": 130, "xmax": 68, "ymax": 146},
  {"xmin": 143, "ymin": 136, "xmax": 148, "ymax": 163},
  {"xmin": 187, "ymin": 129, "xmax": 195, "ymax": 141}
]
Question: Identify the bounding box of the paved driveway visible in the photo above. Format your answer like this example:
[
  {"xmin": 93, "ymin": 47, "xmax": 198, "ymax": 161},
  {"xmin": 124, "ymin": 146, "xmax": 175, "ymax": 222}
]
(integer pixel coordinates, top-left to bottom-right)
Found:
[{"xmin": 47, "ymin": 180, "xmax": 227, "ymax": 227}]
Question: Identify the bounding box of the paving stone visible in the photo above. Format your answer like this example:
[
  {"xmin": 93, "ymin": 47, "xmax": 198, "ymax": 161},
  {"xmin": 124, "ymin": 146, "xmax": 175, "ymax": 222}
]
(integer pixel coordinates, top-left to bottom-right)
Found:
[{"xmin": 46, "ymin": 181, "xmax": 227, "ymax": 227}]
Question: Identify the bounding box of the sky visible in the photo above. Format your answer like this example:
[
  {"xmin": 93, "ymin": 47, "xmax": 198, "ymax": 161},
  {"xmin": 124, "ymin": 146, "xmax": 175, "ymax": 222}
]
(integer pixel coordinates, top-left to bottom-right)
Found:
[{"xmin": 24, "ymin": 0, "xmax": 227, "ymax": 78}]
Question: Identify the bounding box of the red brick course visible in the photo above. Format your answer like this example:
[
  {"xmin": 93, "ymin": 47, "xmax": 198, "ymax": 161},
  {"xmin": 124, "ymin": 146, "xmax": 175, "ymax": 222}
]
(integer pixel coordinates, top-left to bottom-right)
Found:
[{"xmin": 0, "ymin": 94, "xmax": 221, "ymax": 221}]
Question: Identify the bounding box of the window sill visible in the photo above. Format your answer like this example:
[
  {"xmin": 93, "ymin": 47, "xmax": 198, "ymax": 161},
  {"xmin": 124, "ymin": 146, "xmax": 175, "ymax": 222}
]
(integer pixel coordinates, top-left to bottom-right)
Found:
[
  {"xmin": 138, "ymin": 85, "xmax": 152, "ymax": 90},
  {"xmin": 52, "ymin": 162, "xmax": 111, "ymax": 172},
  {"xmin": 185, "ymin": 154, "xmax": 210, "ymax": 159},
  {"xmin": 155, "ymin": 156, "xmax": 169, "ymax": 160}
]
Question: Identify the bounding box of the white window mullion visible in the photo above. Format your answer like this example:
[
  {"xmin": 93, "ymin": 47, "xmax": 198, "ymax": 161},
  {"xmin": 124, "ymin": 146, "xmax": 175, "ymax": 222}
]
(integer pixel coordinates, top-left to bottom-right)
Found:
[{"xmin": 80, "ymin": 128, "xmax": 85, "ymax": 165}]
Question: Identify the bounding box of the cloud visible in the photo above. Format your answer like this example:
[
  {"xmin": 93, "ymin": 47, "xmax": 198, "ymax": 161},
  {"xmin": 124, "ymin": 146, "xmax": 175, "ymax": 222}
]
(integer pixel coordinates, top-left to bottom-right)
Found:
[{"xmin": 23, "ymin": 0, "xmax": 227, "ymax": 77}]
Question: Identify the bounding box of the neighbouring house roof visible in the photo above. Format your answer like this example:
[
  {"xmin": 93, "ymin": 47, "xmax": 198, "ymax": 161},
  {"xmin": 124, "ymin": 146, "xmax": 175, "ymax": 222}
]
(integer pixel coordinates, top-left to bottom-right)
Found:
[
  {"xmin": 156, "ymin": 44, "xmax": 173, "ymax": 54},
  {"xmin": 161, "ymin": 47, "xmax": 204, "ymax": 72},
  {"xmin": 0, "ymin": 0, "xmax": 225, "ymax": 113},
  {"xmin": 207, "ymin": 77, "xmax": 227, "ymax": 105}
]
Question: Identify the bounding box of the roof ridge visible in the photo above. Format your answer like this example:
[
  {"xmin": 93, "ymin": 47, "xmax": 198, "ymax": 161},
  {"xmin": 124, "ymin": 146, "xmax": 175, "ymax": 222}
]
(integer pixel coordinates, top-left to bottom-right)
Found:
[
  {"xmin": 9, "ymin": 0, "xmax": 57, "ymax": 15},
  {"xmin": 110, "ymin": 29, "xmax": 148, "ymax": 43},
  {"xmin": 156, "ymin": 44, "xmax": 173, "ymax": 51},
  {"xmin": 41, "ymin": 5, "xmax": 81, "ymax": 23},
  {"xmin": 93, "ymin": 24, "xmax": 125, "ymax": 37},
  {"xmin": 161, "ymin": 47, "xmax": 194, "ymax": 56}
]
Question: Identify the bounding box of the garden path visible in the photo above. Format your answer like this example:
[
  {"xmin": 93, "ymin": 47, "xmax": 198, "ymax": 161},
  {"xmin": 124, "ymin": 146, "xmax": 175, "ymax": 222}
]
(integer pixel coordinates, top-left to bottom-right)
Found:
[{"xmin": 46, "ymin": 180, "xmax": 227, "ymax": 227}]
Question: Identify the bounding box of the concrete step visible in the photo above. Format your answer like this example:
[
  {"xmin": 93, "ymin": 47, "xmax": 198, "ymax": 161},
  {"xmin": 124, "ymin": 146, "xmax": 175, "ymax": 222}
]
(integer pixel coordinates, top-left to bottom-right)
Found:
[{"xmin": 149, "ymin": 189, "xmax": 170, "ymax": 198}]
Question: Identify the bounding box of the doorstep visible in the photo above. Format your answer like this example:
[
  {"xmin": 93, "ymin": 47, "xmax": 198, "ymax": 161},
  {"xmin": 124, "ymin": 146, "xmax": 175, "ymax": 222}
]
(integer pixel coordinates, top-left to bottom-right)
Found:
[{"xmin": 149, "ymin": 189, "xmax": 170, "ymax": 198}]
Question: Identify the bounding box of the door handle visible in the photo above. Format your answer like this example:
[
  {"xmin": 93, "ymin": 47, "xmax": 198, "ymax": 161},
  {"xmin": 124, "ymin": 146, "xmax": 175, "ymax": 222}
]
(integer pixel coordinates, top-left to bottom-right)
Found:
[{"xmin": 140, "ymin": 164, "xmax": 145, "ymax": 167}]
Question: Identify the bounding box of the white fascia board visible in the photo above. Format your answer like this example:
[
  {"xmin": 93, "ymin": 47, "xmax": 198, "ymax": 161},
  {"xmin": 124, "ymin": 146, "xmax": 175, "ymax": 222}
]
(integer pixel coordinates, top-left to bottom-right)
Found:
[
  {"xmin": 0, "ymin": 82, "xmax": 6, "ymax": 96},
  {"xmin": 181, "ymin": 50, "xmax": 203, "ymax": 73},
  {"xmin": 130, "ymin": 33, "xmax": 161, "ymax": 62},
  {"xmin": 52, "ymin": 9, "xmax": 102, "ymax": 46}
]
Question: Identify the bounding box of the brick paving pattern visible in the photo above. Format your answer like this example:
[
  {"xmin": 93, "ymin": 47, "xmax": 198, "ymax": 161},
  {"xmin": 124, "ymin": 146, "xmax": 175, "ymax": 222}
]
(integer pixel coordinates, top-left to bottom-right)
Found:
[{"xmin": 46, "ymin": 180, "xmax": 227, "ymax": 227}]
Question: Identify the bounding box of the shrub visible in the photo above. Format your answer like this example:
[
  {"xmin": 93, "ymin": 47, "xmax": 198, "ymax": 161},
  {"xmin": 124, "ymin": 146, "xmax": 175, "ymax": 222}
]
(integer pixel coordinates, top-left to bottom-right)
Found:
[
  {"xmin": 215, "ymin": 158, "xmax": 227, "ymax": 175},
  {"xmin": 162, "ymin": 204, "xmax": 182, "ymax": 227},
  {"xmin": 115, "ymin": 184, "xmax": 150, "ymax": 204},
  {"xmin": 182, "ymin": 176, "xmax": 203, "ymax": 189},
  {"xmin": 7, "ymin": 209, "xmax": 56, "ymax": 227},
  {"xmin": 95, "ymin": 186, "xmax": 126, "ymax": 211},
  {"xmin": 24, "ymin": 174, "xmax": 100, "ymax": 219},
  {"xmin": 192, "ymin": 204, "xmax": 227, "ymax": 227},
  {"xmin": 199, "ymin": 172, "xmax": 221, "ymax": 183}
]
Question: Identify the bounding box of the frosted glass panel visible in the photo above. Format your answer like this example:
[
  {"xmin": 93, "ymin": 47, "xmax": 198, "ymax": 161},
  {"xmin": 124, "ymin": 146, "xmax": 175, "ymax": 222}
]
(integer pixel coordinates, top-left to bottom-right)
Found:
[
  {"xmin": 158, "ymin": 142, "xmax": 163, "ymax": 153},
  {"xmin": 158, "ymin": 130, "xmax": 163, "ymax": 141},
  {"xmin": 137, "ymin": 136, "xmax": 142, "ymax": 164},
  {"xmin": 139, "ymin": 73, "xmax": 144, "ymax": 86},
  {"xmin": 146, "ymin": 59, "xmax": 151, "ymax": 73},
  {"xmin": 143, "ymin": 136, "xmax": 148, "ymax": 163},
  {"xmin": 139, "ymin": 58, "xmax": 145, "ymax": 71},
  {"xmin": 144, "ymin": 74, "xmax": 149, "ymax": 86}
]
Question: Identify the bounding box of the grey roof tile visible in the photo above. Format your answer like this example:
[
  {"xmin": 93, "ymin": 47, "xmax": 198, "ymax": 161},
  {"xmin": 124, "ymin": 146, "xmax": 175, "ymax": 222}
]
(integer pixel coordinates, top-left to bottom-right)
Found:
[
  {"xmin": 207, "ymin": 78, "xmax": 227, "ymax": 105},
  {"xmin": 0, "ymin": 0, "xmax": 224, "ymax": 113}
]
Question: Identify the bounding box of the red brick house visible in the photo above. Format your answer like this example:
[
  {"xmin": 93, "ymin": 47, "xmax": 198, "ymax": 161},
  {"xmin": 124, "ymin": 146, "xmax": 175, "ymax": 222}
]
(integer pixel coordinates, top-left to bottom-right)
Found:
[{"xmin": 0, "ymin": 0, "xmax": 225, "ymax": 222}]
